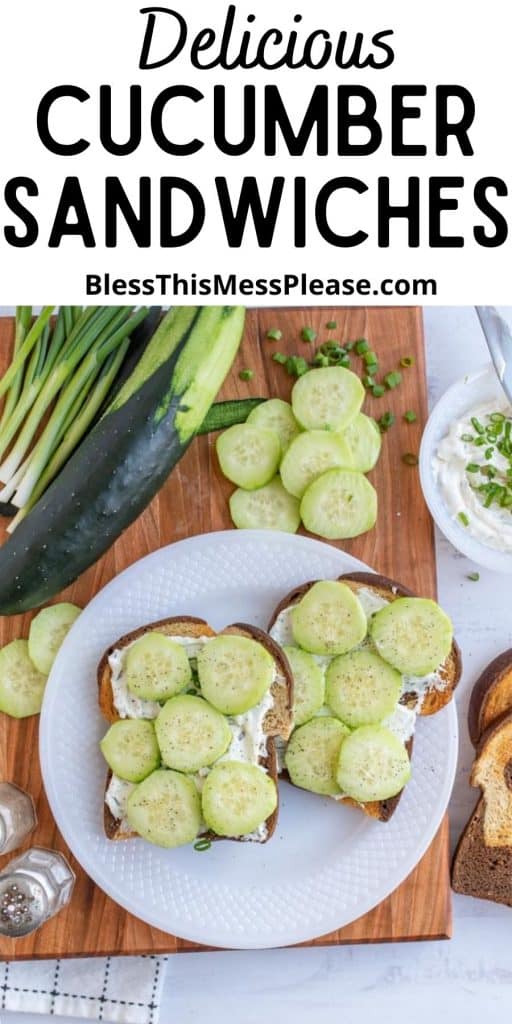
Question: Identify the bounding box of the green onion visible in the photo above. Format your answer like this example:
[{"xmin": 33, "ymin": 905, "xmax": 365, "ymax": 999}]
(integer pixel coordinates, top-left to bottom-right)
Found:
[
  {"xmin": 471, "ymin": 417, "xmax": 485, "ymax": 434},
  {"xmin": 313, "ymin": 353, "xmax": 330, "ymax": 367},
  {"xmin": 384, "ymin": 371, "xmax": 402, "ymax": 390},
  {"xmin": 193, "ymin": 839, "xmax": 212, "ymax": 852},
  {"xmin": 402, "ymin": 452, "xmax": 418, "ymax": 466},
  {"xmin": 286, "ymin": 356, "xmax": 309, "ymax": 377},
  {"xmin": 266, "ymin": 328, "xmax": 282, "ymax": 342},
  {"xmin": 485, "ymin": 447, "xmax": 494, "ymax": 459},
  {"xmin": 490, "ymin": 412, "xmax": 505, "ymax": 424},
  {"xmin": 239, "ymin": 369, "xmax": 254, "ymax": 381},
  {"xmin": 355, "ymin": 339, "xmax": 369, "ymax": 355},
  {"xmin": 363, "ymin": 375, "xmax": 376, "ymax": 389},
  {"xmin": 404, "ymin": 410, "xmax": 417, "ymax": 423},
  {"xmin": 301, "ymin": 327, "xmax": 317, "ymax": 344},
  {"xmin": 326, "ymin": 320, "xmax": 338, "ymax": 330},
  {"xmin": 372, "ymin": 384, "xmax": 386, "ymax": 398},
  {"xmin": 460, "ymin": 433, "xmax": 474, "ymax": 442},
  {"xmin": 467, "ymin": 572, "xmax": 480, "ymax": 582},
  {"xmin": 458, "ymin": 511, "xmax": 470, "ymax": 527},
  {"xmin": 400, "ymin": 356, "xmax": 415, "ymax": 368},
  {"xmin": 363, "ymin": 351, "xmax": 378, "ymax": 367},
  {"xmin": 272, "ymin": 352, "xmax": 288, "ymax": 365},
  {"xmin": 378, "ymin": 412, "xmax": 395, "ymax": 432},
  {"xmin": 466, "ymin": 463, "xmax": 480, "ymax": 473}
]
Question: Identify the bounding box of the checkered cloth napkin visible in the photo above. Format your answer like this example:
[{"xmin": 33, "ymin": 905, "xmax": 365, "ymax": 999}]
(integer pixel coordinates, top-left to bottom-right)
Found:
[{"xmin": 1, "ymin": 955, "xmax": 167, "ymax": 1023}]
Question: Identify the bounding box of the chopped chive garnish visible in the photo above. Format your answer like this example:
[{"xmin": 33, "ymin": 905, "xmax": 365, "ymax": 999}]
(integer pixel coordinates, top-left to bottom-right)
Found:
[
  {"xmin": 326, "ymin": 320, "xmax": 338, "ymax": 330},
  {"xmin": 400, "ymin": 356, "xmax": 415, "ymax": 368},
  {"xmin": 461, "ymin": 433, "xmax": 474, "ymax": 442},
  {"xmin": 266, "ymin": 328, "xmax": 282, "ymax": 342},
  {"xmin": 485, "ymin": 447, "xmax": 494, "ymax": 459},
  {"xmin": 384, "ymin": 371, "xmax": 402, "ymax": 390},
  {"xmin": 471, "ymin": 417, "xmax": 485, "ymax": 434},
  {"xmin": 239, "ymin": 369, "xmax": 254, "ymax": 381},
  {"xmin": 313, "ymin": 353, "xmax": 330, "ymax": 367},
  {"xmin": 490, "ymin": 412, "xmax": 505, "ymax": 423},
  {"xmin": 404, "ymin": 410, "xmax": 417, "ymax": 423},
  {"xmin": 355, "ymin": 339, "xmax": 369, "ymax": 355},
  {"xmin": 301, "ymin": 327, "xmax": 317, "ymax": 343},
  {"xmin": 458, "ymin": 511, "xmax": 470, "ymax": 527},
  {"xmin": 194, "ymin": 839, "xmax": 212, "ymax": 852},
  {"xmin": 286, "ymin": 355, "xmax": 309, "ymax": 377},
  {"xmin": 402, "ymin": 452, "xmax": 418, "ymax": 466},
  {"xmin": 467, "ymin": 572, "xmax": 480, "ymax": 582},
  {"xmin": 473, "ymin": 436, "xmax": 486, "ymax": 446},
  {"xmin": 372, "ymin": 384, "xmax": 386, "ymax": 398},
  {"xmin": 363, "ymin": 375, "xmax": 376, "ymax": 389},
  {"xmin": 345, "ymin": 341, "xmax": 355, "ymax": 351},
  {"xmin": 272, "ymin": 352, "xmax": 287, "ymax": 365},
  {"xmin": 466, "ymin": 463, "xmax": 480, "ymax": 473},
  {"xmin": 363, "ymin": 350, "xmax": 378, "ymax": 367},
  {"xmin": 378, "ymin": 412, "xmax": 395, "ymax": 432}
]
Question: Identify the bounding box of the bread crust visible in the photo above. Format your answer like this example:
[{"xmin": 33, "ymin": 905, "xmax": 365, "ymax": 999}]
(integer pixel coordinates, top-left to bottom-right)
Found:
[
  {"xmin": 268, "ymin": 572, "xmax": 461, "ymax": 822},
  {"xmin": 99, "ymin": 617, "xmax": 293, "ymax": 845},
  {"xmin": 468, "ymin": 649, "xmax": 512, "ymax": 746}
]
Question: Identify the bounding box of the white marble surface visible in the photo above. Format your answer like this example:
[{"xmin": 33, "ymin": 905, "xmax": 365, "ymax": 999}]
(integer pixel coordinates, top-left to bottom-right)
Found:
[{"xmin": 5, "ymin": 307, "xmax": 512, "ymax": 1023}]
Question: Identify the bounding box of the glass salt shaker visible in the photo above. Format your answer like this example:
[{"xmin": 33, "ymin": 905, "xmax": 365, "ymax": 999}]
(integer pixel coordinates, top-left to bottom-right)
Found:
[
  {"xmin": 0, "ymin": 847, "xmax": 75, "ymax": 937},
  {"xmin": 0, "ymin": 783, "xmax": 37, "ymax": 854}
]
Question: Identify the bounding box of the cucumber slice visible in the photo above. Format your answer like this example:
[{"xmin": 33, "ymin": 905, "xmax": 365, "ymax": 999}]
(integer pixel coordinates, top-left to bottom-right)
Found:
[
  {"xmin": 301, "ymin": 469, "xmax": 377, "ymax": 540},
  {"xmin": 292, "ymin": 367, "xmax": 364, "ymax": 431},
  {"xmin": 0, "ymin": 639, "xmax": 47, "ymax": 719},
  {"xmin": 127, "ymin": 768, "xmax": 201, "ymax": 848},
  {"xmin": 201, "ymin": 761, "xmax": 277, "ymax": 837},
  {"xmin": 285, "ymin": 717, "xmax": 350, "ymax": 795},
  {"xmin": 280, "ymin": 430, "xmax": 353, "ymax": 499},
  {"xmin": 369, "ymin": 597, "xmax": 453, "ymax": 676},
  {"xmin": 291, "ymin": 581, "xmax": 367, "ymax": 656},
  {"xmin": 197, "ymin": 634, "xmax": 274, "ymax": 715},
  {"xmin": 155, "ymin": 695, "xmax": 232, "ymax": 772},
  {"xmin": 336, "ymin": 724, "xmax": 411, "ymax": 802},
  {"xmin": 28, "ymin": 602, "xmax": 81, "ymax": 674},
  {"xmin": 247, "ymin": 399, "xmax": 301, "ymax": 455},
  {"xmin": 125, "ymin": 632, "xmax": 192, "ymax": 702},
  {"xmin": 283, "ymin": 646, "xmax": 325, "ymax": 726},
  {"xmin": 216, "ymin": 424, "xmax": 281, "ymax": 490},
  {"xmin": 100, "ymin": 720, "xmax": 160, "ymax": 783},
  {"xmin": 343, "ymin": 414, "xmax": 382, "ymax": 473},
  {"xmin": 229, "ymin": 478, "xmax": 300, "ymax": 533},
  {"xmin": 325, "ymin": 649, "xmax": 402, "ymax": 728}
]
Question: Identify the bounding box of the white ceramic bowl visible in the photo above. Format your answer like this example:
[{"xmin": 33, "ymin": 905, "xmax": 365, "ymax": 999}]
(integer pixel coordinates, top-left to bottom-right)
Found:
[{"xmin": 419, "ymin": 362, "xmax": 512, "ymax": 573}]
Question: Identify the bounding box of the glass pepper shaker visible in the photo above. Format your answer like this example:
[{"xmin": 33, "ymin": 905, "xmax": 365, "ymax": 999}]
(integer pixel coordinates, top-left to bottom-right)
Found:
[
  {"xmin": 0, "ymin": 783, "xmax": 37, "ymax": 855},
  {"xmin": 0, "ymin": 847, "xmax": 75, "ymax": 937}
]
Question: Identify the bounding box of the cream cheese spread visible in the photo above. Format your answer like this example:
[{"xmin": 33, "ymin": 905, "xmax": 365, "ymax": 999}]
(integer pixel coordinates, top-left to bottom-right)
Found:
[
  {"xmin": 433, "ymin": 400, "xmax": 512, "ymax": 552},
  {"xmin": 105, "ymin": 775, "xmax": 136, "ymax": 832}
]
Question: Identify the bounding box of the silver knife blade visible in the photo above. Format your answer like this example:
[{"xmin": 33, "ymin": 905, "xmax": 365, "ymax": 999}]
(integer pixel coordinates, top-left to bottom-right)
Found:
[{"xmin": 476, "ymin": 306, "xmax": 512, "ymax": 404}]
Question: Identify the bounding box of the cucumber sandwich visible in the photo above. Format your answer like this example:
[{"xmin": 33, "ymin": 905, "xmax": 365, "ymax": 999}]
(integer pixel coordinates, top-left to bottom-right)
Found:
[
  {"xmin": 98, "ymin": 617, "xmax": 293, "ymax": 847},
  {"xmin": 268, "ymin": 573, "xmax": 461, "ymax": 822}
]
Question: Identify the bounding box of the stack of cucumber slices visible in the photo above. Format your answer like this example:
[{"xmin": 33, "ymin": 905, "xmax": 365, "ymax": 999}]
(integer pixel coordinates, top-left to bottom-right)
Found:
[
  {"xmin": 100, "ymin": 631, "xmax": 280, "ymax": 849},
  {"xmin": 216, "ymin": 367, "xmax": 381, "ymax": 539},
  {"xmin": 0, "ymin": 602, "xmax": 81, "ymax": 718},
  {"xmin": 270, "ymin": 580, "xmax": 454, "ymax": 805}
]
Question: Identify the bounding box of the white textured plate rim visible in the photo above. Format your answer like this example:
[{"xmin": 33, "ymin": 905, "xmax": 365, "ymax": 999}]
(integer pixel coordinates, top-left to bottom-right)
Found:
[{"xmin": 39, "ymin": 530, "xmax": 458, "ymax": 949}]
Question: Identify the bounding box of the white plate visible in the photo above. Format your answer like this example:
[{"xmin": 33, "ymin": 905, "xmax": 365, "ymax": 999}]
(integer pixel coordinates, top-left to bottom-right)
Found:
[
  {"xmin": 419, "ymin": 362, "xmax": 512, "ymax": 573},
  {"xmin": 39, "ymin": 531, "xmax": 458, "ymax": 949}
]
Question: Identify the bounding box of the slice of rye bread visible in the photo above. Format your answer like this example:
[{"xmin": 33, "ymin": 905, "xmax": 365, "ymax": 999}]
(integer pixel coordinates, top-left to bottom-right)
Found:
[
  {"xmin": 268, "ymin": 572, "xmax": 461, "ymax": 823},
  {"xmin": 99, "ymin": 617, "xmax": 294, "ymax": 844},
  {"xmin": 452, "ymin": 651, "xmax": 512, "ymax": 906}
]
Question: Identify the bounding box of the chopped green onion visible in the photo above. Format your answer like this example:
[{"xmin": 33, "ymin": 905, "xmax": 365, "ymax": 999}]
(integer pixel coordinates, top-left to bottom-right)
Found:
[
  {"xmin": 301, "ymin": 327, "xmax": 317, "ymax": 343},
  {"xmin": 473, "ymin": 436, "xmax": 486, "ymax": 447},
  {"xmin": 378, "ymin": 412, "xmax": 395, "ymax": 432},
  {"xmin": 404, "ymin": 410, "xmax": 417, "ymax": 423},
  {"xmin": 326, "ymin": 320, "xmax": 338, "ymax": 330},
  {"xmin": 458, "ymin": 511, "xmax": 470, "ymax": 527},
  {"xmin": 239, "ymin": 369, "xmax": 254, "ymax": 381},
  {"xmin": 490, "ymin": 412, "xmax": 505, "ymax": 424},
  {"xmin": 460, "ymin": 433, "xmax": 474, "ymax": 443},
  {"xmin": 193, "ymin": 839, "xmax": 212, "ymax": 852},
  {"xmin": 345, "ymin": 341, "xmax": 355, "ymax": 351},
  {"xmin": 372, "ymin": 384, "xmax": 386, "ymax": 398},
  {"xmin": 266, "ymin": 328, "xmax": 282, "ymax": 342},
  {"xmin": 364, "ymin": 351, "xmax": 378, "ymax": 367},
  {"xmin": 467, "ymin": 572, "xmax": 480, "ymax": 582},
  {"xmin": 400, "ymin": 356, "xmax": 415, "ymax": 368},
  {"xmin": 471, "ymin": 417, "xmax": 485, "ymax": 434},
  {"xmin": 466, "ymin": 463, "xmax": 480, "ymax": 473},
  {"xmin": 355, "ymin": 339, "xmax": 369, "ymax": 355},
  {"xmin": 313, "ymin": 353, "xmax": 330, "ymax": 368},
  {"xmin": 272, "ymin": 352, "xmax": 288, "ymax": 365},
  {"xmin": 402, "ymin": 452, "xmax": 418, "ymax": 466},
  {"xmin": 363, "ymin": 375, "xmax": 376, "ymax": 389},
  {"xmin": 365, "ymin": 363, "xmax": 378, "ymax": 377},
  {"xmin": 286, "ymin": 356, "xmax": 309, "ymax": 377},
  {"xmin": 485, "ymin": 447, "xmax": 494, "ymax": 459},
  {"xmin": 384, "ymin": 371, "xmax": 402, "ymax": 390}
]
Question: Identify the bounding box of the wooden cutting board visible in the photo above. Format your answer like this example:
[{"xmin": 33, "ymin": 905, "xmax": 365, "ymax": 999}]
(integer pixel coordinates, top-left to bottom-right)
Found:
[{"xmin": 0, "ymin": 307, "xmax": 452, "ymax": 959}]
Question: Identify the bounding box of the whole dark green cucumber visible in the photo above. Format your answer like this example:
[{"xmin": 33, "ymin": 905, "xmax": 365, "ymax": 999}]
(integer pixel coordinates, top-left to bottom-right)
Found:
[{"xmin": 0, "ymin": 306, "xmax": 245, "ymax": 614}]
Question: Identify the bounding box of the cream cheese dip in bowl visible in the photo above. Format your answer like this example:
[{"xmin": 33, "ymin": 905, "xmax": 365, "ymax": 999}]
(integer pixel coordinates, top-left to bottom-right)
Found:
[{"xmin": 419, "ymin": 363, "xmax": 512, "ymax": 573}]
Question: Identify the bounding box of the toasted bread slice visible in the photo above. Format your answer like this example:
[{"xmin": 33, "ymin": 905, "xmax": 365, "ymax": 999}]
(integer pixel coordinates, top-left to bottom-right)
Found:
[
  {"xmin": 468, "ymin": 649, "xmax": 512, "ymax": 746},
  {"xmin": 268, "ymin": 572, "xmax": 460, "ymax": 822},
  {"xmin": 99, "ymin": 617, "xmax": 293, "ymax": 844},
  {"xmin": 452, "ymin": 713, "xmax": 512, "ymax": 904}
]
